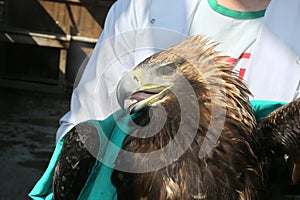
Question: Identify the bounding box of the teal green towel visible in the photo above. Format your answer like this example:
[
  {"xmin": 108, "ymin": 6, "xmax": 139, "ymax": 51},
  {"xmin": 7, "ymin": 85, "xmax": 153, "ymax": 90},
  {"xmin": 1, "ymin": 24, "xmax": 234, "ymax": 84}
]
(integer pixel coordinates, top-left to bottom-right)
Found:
[
  {"xmin": 29, "ymin": 101, "xmax": 286, "ymax": 199},
  {"xmin": 29, "ymin": 109, "xmax": 137, "ymax": 200},
  {"xmin": 250, "ymin": 100, "xmax": 287, "ymax": 121},
  {"xmin": 28, "ymin": 138, "xmax": 64, "ymax": 200}
]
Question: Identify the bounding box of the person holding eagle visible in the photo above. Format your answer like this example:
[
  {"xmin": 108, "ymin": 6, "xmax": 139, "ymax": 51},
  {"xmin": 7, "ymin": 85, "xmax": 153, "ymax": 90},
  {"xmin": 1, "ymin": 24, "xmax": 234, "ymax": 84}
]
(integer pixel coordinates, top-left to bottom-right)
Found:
[
  {"xmin": 53, "ymin": 0, "xmax": 300, "ymax": 143},
  {"xmin": 29, "ymin": 0, "xmax": 300, "ymax": 199}
]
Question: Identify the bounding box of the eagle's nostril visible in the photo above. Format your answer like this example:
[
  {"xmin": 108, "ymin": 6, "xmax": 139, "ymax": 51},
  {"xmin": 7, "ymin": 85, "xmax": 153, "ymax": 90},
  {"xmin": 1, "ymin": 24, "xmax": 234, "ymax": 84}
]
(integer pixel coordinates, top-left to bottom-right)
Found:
[{"xmin": 133, "ymin": 75, "xmax": 139, "ymax": 82}]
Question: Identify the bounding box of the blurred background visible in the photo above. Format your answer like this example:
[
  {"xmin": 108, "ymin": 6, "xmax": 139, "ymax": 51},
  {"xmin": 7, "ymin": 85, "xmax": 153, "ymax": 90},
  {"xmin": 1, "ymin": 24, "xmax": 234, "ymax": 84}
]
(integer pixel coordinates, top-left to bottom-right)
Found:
[{"xmin": 0, "ymin": 1, "xmax": 114, "ymax": 199}]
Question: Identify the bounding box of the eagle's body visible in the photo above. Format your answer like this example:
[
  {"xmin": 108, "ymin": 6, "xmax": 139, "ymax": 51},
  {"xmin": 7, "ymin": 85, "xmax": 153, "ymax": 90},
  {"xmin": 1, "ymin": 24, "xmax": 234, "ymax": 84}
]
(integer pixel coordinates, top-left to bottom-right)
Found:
[
  {"xmin": 52, "ymin": 35, "xmax": 300, "ymax": 200},
  {"xmin": 111, "ymin": 36, "xmax": 265, "ymax": 200}
]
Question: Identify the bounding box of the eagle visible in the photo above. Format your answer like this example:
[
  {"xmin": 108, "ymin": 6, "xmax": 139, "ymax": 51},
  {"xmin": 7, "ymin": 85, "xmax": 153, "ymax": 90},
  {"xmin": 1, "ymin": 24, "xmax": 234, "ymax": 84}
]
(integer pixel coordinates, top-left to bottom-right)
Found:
[{"xmin": 52, "ymin": 35, "xmax": 300, "ymax": 200}]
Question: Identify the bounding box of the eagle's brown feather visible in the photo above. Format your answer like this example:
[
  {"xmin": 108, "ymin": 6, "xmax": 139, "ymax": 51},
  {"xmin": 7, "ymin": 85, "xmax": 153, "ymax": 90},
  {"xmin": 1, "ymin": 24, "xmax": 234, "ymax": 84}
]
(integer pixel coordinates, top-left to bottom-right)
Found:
[
  {"xmin": 52, "ymin": 122, "xmax": 99, "ymax": 200},
  {"xmin": 257, "ymin": 98, "xmax": 300, "ymax": 187}
]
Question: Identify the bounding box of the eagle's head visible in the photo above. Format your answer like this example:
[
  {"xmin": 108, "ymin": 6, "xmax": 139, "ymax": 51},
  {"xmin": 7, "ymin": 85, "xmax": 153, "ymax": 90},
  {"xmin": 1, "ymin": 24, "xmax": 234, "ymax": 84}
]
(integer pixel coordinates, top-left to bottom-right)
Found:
[
  {"xmin": 117, "ymin": 36, "xmax": 217, "ymax": 114},
  {"xmin": 117, "ymin": 35, "xmax": 255, "ymax": 137}
]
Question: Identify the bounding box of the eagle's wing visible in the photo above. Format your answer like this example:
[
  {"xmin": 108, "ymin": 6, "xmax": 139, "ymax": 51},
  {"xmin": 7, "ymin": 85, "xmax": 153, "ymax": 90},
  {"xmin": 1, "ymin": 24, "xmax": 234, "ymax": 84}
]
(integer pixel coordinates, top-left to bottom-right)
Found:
[
  {"xmin": 257, "ymin": 97, "xmax": 300, "ymax": 185},
  {"xmin": 52, "ymin": 122, "xmax": 99, "ymax": 200}
]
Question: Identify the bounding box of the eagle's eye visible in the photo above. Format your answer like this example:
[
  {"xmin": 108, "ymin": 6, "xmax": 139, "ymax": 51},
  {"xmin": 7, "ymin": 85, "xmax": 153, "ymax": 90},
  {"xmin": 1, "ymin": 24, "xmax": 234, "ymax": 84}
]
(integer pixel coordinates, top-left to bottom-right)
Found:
[{"xmin": 156, "ymin": 64, "xmax": 176, "ymax": 76}]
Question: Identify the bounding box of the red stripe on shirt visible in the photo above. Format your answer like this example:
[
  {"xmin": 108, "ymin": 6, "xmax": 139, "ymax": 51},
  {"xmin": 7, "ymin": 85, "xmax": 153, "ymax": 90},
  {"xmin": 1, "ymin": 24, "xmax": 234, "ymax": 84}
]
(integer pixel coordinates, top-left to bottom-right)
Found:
[
  {"xmin": 239, "ymin": 53, "xmax": 251, "ymax": 59},
  {"xmin": 239, "ymin": 68, "xmax": 246, "ymax": 80}
]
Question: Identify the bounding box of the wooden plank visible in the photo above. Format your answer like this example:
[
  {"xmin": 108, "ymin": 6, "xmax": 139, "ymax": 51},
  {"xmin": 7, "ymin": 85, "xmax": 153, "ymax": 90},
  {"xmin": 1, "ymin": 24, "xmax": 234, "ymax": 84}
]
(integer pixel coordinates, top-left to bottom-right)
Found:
[
  {"xmin": 71, "ymin": 35, "xmax": 98, "ymax": 44},
  {"xmin": 4, "ymin": 0, "xmax": 113, "ymax": 38},
  {"xmin": 37, "ymin": 0, "xmax": 107, "ymax": 38},
  {"xmin": 0, "ymin": 32, "xmax": 69, "ymax": 48},
  {"xmin": 0, "ymin": 27, "xmax": 70, "ymax": 48},
  {"xmin": 0, "ymin": 26, "xmax": 98, "ymax": 46},
  {"xmin": 39, "ymin": 0, "xmax": 115, "ymax": 7},
  {"xmin": 59, "ymin": 49, "xmax": 67, "ymax": 85}
]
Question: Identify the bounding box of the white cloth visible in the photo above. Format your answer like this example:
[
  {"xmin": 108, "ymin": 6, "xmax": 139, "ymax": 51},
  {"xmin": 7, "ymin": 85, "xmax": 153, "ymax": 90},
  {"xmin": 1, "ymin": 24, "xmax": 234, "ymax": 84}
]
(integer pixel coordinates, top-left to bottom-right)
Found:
[
  {"xmin": 244, "ymin": 0, "xmax": 300, "ymax": 101},
  {"xmin": 56, "ymin": 0, "xmax": 300, "ymax": 142}
]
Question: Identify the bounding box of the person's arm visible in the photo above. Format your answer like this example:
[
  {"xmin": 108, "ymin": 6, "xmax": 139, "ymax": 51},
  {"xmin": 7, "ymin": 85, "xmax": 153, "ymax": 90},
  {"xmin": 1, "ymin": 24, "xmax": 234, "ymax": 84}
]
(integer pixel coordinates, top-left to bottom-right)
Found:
[{"xmin": 56, "ymin": 0, "xmax": 148, "ymax": 142}]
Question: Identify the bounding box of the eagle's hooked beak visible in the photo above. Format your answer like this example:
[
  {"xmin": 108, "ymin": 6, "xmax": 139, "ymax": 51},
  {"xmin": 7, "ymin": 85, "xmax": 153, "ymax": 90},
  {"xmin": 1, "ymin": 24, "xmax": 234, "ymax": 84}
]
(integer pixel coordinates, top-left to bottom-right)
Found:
[{"xmin": 116, "ymin": 69, "xmax": 172, "ymax": 114}]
